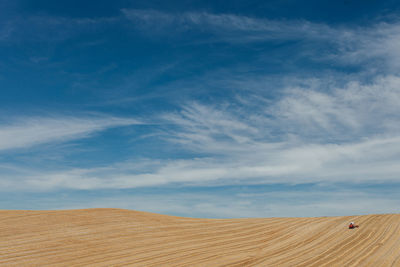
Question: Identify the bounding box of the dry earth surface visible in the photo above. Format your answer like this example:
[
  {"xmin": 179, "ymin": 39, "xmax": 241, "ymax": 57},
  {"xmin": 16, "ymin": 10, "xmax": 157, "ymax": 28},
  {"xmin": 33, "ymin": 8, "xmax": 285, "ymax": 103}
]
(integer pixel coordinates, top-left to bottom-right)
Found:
[{"xmin": 0, "ymin": 209, "xmax": 400, "ymax": 266}]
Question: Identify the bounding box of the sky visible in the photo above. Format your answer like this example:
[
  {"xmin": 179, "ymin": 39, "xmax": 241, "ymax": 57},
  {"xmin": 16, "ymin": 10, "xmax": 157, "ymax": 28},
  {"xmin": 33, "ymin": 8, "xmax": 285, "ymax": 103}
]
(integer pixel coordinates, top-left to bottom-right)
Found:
[{"xmin": 1, "ymin": 0, "xmax": 400, "ymax": 218}]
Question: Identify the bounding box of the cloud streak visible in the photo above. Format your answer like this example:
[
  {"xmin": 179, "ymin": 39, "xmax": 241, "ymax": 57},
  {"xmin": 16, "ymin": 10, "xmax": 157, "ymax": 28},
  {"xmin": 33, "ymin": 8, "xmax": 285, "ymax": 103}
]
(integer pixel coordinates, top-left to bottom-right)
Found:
[
  {"xmin": 122, "ymin": 9, "xmax": 400, "ymax": 75},
  {"xmin": 122, "ymin": 8, "xmax": 335, "ymax": 42},
  {"xmin": 323, "ymin": 21, "xmax": 400, "ymax": 74},
  {"xmin": 3, "ymin": 9, "xmax": 399, "ymax": 76},
  {"xmin": 0, "ymin": 115, "xmax": 139, "ymax": 151}
]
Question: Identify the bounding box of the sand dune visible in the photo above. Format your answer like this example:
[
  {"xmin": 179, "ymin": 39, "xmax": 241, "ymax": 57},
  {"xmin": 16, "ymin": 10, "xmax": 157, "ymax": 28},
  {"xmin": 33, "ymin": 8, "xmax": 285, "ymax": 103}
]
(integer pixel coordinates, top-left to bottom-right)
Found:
[{"xmin": 1, "ymin": 209, "xmax": 399, "ymax": 266}]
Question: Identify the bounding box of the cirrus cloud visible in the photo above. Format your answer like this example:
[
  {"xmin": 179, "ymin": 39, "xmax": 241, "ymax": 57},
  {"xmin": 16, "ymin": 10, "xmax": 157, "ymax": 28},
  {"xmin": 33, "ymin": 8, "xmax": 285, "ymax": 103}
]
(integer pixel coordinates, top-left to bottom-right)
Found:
[{"xmin": 0, "ymin": 115, "xmax": 140, "ymax": 151}]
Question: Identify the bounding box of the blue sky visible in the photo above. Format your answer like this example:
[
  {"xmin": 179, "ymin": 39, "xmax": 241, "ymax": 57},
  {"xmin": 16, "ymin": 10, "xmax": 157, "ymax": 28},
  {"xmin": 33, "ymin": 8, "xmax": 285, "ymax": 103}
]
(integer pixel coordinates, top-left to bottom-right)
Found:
[{"xmin": 1, "ymin": 0, "xmax": 400, "ymax": 218}]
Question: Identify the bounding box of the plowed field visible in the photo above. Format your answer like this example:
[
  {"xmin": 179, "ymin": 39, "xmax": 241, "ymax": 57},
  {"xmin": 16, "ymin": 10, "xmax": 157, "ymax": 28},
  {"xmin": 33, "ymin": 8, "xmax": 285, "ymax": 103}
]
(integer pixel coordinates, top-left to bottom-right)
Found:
[{"xmin": 1, "ymin": 209, "xmax": 399, "ymax": 266}]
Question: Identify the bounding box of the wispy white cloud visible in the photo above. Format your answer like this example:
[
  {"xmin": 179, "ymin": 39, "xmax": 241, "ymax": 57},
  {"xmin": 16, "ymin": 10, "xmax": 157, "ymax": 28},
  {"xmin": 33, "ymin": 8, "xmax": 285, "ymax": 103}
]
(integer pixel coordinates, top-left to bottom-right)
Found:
[
  {"xmin": 3, "ymin": 8, "xmax": 400, "ymax": 76},
  {"xmin": 2, "ymin": 74, "xmax": 400, "ymax": 192},
  {"xmin": 326, "ymin": 22, "xmax": 400, "ymax": 73},
  {"xmin": 122, "ymin": 9, "xmax": 400, "ymax": 75},
  {"xmin": 122, "ymin": 8, "xmax": 335, "ymax": 42},
  {"xmin": 270, "ymin": 75, "xmax": 400, "ymax": 139},
  {"xmin": 0, "ymin": 115, "xmax": 139, "ymax": 151}
]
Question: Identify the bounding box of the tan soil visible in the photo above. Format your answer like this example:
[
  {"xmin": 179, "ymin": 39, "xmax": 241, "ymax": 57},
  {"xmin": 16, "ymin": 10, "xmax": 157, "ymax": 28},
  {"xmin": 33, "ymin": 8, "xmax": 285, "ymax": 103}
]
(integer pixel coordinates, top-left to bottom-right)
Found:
[{"xmin": 0, "ymin": 208, "xmax": 399, "ymax": 266}]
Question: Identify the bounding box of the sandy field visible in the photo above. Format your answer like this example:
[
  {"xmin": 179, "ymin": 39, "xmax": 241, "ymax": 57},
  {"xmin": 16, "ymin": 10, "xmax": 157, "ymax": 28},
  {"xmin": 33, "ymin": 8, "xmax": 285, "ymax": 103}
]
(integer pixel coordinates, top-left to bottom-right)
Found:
[{"xmin": 0, "ymin": 208, "xmax": 399, "ymax": 266}]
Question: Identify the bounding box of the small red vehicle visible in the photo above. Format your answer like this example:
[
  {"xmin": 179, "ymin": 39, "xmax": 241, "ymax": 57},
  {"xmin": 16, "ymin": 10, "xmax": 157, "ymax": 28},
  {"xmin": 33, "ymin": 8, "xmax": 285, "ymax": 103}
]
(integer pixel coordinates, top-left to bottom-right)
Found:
[{"xmin": 349, "ymin": 222, "xmax": 359, "ymax": 229}]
